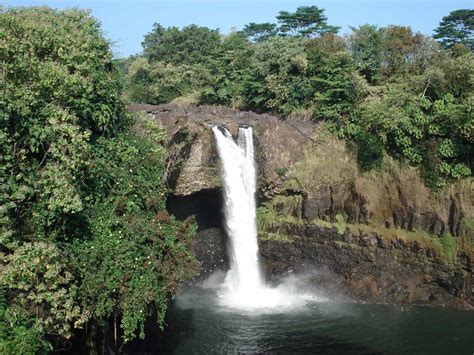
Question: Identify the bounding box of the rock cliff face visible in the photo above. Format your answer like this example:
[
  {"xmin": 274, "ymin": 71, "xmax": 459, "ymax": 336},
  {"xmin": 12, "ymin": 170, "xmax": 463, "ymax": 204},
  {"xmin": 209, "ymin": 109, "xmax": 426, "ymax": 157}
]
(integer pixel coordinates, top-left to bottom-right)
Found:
[
  {"xmin": 259, "ymin": 222, "xmax": 473, "ymax": 309},
  {"xmin": 132, "ymin": 103, "xmax": 473, "ymax": 307},
  {"xmin": 132, "ymin": 103, "xmax": 313, "ymax": 196}
]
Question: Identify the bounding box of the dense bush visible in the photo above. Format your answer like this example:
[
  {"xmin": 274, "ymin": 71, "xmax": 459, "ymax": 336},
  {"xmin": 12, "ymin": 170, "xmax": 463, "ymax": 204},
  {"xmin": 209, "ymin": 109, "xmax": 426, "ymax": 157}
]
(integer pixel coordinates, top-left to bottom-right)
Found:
[
  {"xmin": 124, "ymin": 57, "xmax": 212, "ymax": 104},
  {"xmin": 0, "ymin": 7, "xmax": 198, "ymax": 351},
  {"xmin": 73, "ymin": 118, "xmax": 199, "ymax": 341},
  {"xmin": 351, "ymin": 53, "xmax": 473, "ymax": 185},
  {"xmin": 0, "ymin": 7, "xmax": 128, "ymax": 248}
]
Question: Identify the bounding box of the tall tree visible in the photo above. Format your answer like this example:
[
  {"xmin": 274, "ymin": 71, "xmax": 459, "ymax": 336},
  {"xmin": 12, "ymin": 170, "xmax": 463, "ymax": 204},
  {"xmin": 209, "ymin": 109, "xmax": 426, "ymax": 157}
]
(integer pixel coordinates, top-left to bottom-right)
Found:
[
  {"xmin": 434, "ymin": 9, "xmax": 474, "ymax": 50},
  {"xmin": 243, "ymin": 37, "xmax": 311, "ymax": 113},
  {"xmin": 380, "ymin": 26, "xmax": 426, "ymax": 77},
  {"xmin": 276, "ymin": 5, "xmax": 340, "ymax": 37},
  {"xmin": 242, "ymin": 22, "xmax": 278, "ymax": 42},
  {"xmin": 348, "ymin": 24, "xmax": 383, "ymax": 83},
  {"xmin": 142, "ymin": 24, "xmax": 222, "ymax": 66}
]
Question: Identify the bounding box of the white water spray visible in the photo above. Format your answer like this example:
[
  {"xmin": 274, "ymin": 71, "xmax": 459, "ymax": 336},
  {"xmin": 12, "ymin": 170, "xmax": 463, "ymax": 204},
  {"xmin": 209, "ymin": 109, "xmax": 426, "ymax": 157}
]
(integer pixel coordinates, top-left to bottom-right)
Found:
[
  {"xmin": 212, "ymin": 126, "xmax": 263, "ymax": 299},
  {"xmin": 212, "ymin": 125, "xmax": 321, "ymax": 310}
]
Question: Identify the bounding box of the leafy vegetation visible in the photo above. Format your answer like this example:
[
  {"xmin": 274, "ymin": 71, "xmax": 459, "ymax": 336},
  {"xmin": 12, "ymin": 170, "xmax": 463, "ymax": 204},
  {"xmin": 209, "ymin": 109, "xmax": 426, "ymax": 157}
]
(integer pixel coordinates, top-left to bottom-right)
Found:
[
  {"xmin": 433, "ymin": 9, "xmax": 474, "ymax": 50},
  {"xmin": 335, "ymin": 213, "xmax": 347, "ymax": 235},
  {"xmin": 0, "ymin": 7, "xmax": 197, "ymax": 351}
]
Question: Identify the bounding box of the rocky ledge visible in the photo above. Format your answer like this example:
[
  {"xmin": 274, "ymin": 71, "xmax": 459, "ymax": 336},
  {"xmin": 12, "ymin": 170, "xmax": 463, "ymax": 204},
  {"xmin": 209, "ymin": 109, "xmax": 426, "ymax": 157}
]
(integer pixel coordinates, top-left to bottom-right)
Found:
[
  {"xmin": 259, "ymin": 222, "xmax": 473, "ymax": 309},
  {"xmin": 131, "ymin": 103, "xmax": 314, "ymax": 196}
]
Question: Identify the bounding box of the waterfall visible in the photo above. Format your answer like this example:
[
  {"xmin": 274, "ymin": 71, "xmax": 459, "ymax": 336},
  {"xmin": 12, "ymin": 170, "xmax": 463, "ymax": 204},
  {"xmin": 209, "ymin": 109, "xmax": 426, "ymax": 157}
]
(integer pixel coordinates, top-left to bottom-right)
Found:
[
  {"xmin": 212, "ymin": 126, "xmax": 263, "ymax": 302},
  {"xmin": 212, "ymin": 125, "xmax": 318, "ymax": 310}
]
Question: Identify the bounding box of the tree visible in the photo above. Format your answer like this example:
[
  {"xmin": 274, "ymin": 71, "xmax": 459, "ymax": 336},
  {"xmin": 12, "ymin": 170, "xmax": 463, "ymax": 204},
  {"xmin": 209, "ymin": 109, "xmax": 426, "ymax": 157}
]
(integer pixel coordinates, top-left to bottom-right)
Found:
[
  {"xmin": 357, "ymin": 55, "xmax": 473, "ymax": 186},
  {"xmin": 1, "ymin": 7, "xmax": 199, "ymax": 350},
  {"xmin": 242, "ymin": 22, "xmax": 278, "ymax": 42},
  {"xmin": 0, "ymin": 6, "xmax": 128, "ymax": 247},
  {"xmin": 73, "ymin": 117, "xmax": 199, "ymax": 342},
  {"xmin": 434, "ymin": 9, "xmax": 474, "ymax": 50},
  {"xmin": 276, "ymin": 5, "xmax": 340, "ymax": 37},
  {"xmin": 305, "ymin": 34, "xmax": 365, "ymax": 122},
  {"xmin": 142, "ymin": 24, "xmax": 222, "ymax": 67},
  {"xmin": 348, "ymin": 24, "xmax": 383, "ymax": 83},
  {"xmin": 380, "ymin": 26, "xmax": 429, "ymax": 77},
  {"xmin": 242, "ymin": 37, "xmax": 311, "ymax": 113},
  {"xmin": 200, "ymin": 32, "xmax": 254, "ymax": 106}
]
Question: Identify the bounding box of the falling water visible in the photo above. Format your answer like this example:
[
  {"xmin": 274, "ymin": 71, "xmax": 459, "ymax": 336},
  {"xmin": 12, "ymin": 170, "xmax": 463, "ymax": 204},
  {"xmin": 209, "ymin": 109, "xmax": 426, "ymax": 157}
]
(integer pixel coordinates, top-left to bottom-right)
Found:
[
  {"xmin": 212, "ymin": 125, "xmax": 319, "ymax": 310},
  {"xmin": 212, "ymin": 126, "xmax": 263, "ymax": 302}
]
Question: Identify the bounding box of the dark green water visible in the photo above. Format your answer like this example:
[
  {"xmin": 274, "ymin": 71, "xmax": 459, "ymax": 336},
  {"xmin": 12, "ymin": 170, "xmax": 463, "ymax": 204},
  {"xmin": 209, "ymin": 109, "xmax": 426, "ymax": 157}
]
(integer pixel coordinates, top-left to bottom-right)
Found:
[{"xmin": 154, "ymin": 286, "xmax": 474, "ymax": 355}]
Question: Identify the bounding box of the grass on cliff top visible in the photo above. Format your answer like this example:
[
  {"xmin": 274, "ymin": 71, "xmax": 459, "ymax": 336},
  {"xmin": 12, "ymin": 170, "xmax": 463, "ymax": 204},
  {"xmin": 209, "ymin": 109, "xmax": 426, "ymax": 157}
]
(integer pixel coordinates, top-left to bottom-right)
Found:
[
  {"xmin": 315, "ymin": 218, "xmax": 472, "ymax": 263},
  {"xmin": 259, "ymin": 232, "xmax": 292, "ymax": 242}
]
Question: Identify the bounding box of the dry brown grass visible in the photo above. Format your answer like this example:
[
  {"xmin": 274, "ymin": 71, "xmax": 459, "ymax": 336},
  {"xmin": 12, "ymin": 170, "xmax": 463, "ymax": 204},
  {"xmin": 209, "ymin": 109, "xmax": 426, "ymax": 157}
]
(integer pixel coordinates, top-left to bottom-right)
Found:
[
  {"xmin": 287, "ymin": 123, "xmax": 358, "ymax": 192},
  {"xmin": 355, "ymin": 155, "xmax": 432, "ymax": 225},
  {"xmin": 286, "ymin": 124, "xmax": 473, "ymax": 233},
  {"xmin": 170, "ymin": 91, "xmax": 200, "ymax": 106}
]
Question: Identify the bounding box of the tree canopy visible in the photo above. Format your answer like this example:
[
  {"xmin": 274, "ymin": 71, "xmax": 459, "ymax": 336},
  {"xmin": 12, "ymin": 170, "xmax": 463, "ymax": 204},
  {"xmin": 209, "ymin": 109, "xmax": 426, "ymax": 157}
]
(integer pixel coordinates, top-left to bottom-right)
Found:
[
  {"xmin": 142, "ymin": 23, "xmax": 221, "ymax": 66},
  {"xmin": 242, "ymin": 22, "xmax": 278, "ymax": 42},
  {"xmin": 434, "ymin": 9, "xmax": 474, "ymax": 50},
  {"xmin": 123, "ymin": 6, "xmax": 473, "ymax": 187},
  {"xmin": 277, "ymin": 5, "xmax": 340, "ymax": 37}
]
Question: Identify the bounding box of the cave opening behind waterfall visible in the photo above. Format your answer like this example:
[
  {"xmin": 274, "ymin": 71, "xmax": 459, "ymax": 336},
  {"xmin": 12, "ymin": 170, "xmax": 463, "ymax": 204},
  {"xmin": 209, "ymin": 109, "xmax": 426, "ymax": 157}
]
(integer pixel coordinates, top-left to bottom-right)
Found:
[
  {"xmin": 166, "ymin": 188, "xmax": 229, "ymax": 278},
  {"xmin": 166, "ymin": 188, "xmax": 224, "ymax": 231}
]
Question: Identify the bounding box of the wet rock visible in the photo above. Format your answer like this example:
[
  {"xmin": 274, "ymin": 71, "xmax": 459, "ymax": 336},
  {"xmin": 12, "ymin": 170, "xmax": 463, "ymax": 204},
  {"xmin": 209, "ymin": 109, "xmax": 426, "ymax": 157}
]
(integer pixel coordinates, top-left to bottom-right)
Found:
[
  {"xmin": 259, "ymin": 224, "xmax": 474, "ymax": 309},
  {"xmin": 303, "ymin": 187, "xmax": 332, "ymax": 220},
  {"xmin": 192, "ymin": 228, "xmax": 228, "ymax": 280}
]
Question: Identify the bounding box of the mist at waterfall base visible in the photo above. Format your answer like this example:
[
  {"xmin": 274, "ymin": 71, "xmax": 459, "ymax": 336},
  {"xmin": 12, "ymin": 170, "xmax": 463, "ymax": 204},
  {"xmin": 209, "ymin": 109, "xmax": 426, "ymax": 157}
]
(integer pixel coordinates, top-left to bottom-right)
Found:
[{"xmin": 148, "ymin": 126, "xmax": 474, "ymax": 354}]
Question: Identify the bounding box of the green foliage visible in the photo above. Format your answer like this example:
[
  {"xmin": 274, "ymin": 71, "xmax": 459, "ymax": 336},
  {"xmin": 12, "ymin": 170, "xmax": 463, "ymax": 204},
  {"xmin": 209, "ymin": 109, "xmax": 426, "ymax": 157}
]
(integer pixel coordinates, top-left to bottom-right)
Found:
[
  {"xmin": 0, "ymin": 6, "xmax": 128, "ymax": 247},
  {"xmin": 352, "ymin": 129, "xmax": 384, "ymax": 171},
  {"xmin": 335, "ymin": 213, "xmax": 347, "ymax": 235},
  {"xmin": 142, "ymin": 23, "xmax": 221, "ymax": 67},
  {"xmin": 306, "ymin": 34, "xmax": 364, "ymax": 121},
  {"xmin": 434, "ymin": 9, "xmax": 474, "ymax": 50},
  {"xmin": 0, "ymin": 290, "xmax": 51, "ymax": 354},
  {"xmin": 0, "ymin": 242, "xmax": 86, "ymax": 338},
  {"xmin": 0, "ymin": 4, "xmax": 473, "ymax": 350},
  {"xmin": 1, "ymin": 7, "xmax": 198, "ymax": 350},
  {"xmin": 275, "ymin": 167, "xmax": 288, "ymax": 176},
  {"xmin": 242, "ymin": 22, "xmax": 278, "ymax": 42},
  {"xmin": 128, "ymin": 7, "xmax": 472, "ymax": 185},
  {"xmin": 125, "ymin": 57, "xmax": 212, "ymax": 104},
  {"xmin": 71, "ymin": 117, "xmax": 198, "ymax": 341},
  {"xmin": 433, "ymin": 233, "xmax": 458, "ymax": 262},
  {"xmin": 199, "ymin": 32, "xmax": 253, "ymax": 107},
  {"xmin": 242, "ymin": 36, "xmax": 311, "ymax": 113},
  {"xmin": 354, "ymin": 55, "xmax": 473, "ymax": 186},
  {"xmin": 380, "ymin": 26, "xmax": 438, "ymax": 78},
  {"xmin": 348, "ymin": 24, "xmax": 383, "ymax": 83},
  {"xmin": 276, "ymin": 5, "xmax": 340, "ymax": 37}
]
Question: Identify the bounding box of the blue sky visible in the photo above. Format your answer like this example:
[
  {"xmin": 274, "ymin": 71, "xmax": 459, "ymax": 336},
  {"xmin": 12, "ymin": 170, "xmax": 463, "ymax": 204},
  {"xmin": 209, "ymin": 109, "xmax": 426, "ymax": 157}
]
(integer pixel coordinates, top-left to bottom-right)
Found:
[{"xmin": 4, "ymin": 0, "xmax": 473, "ymax": 57}]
